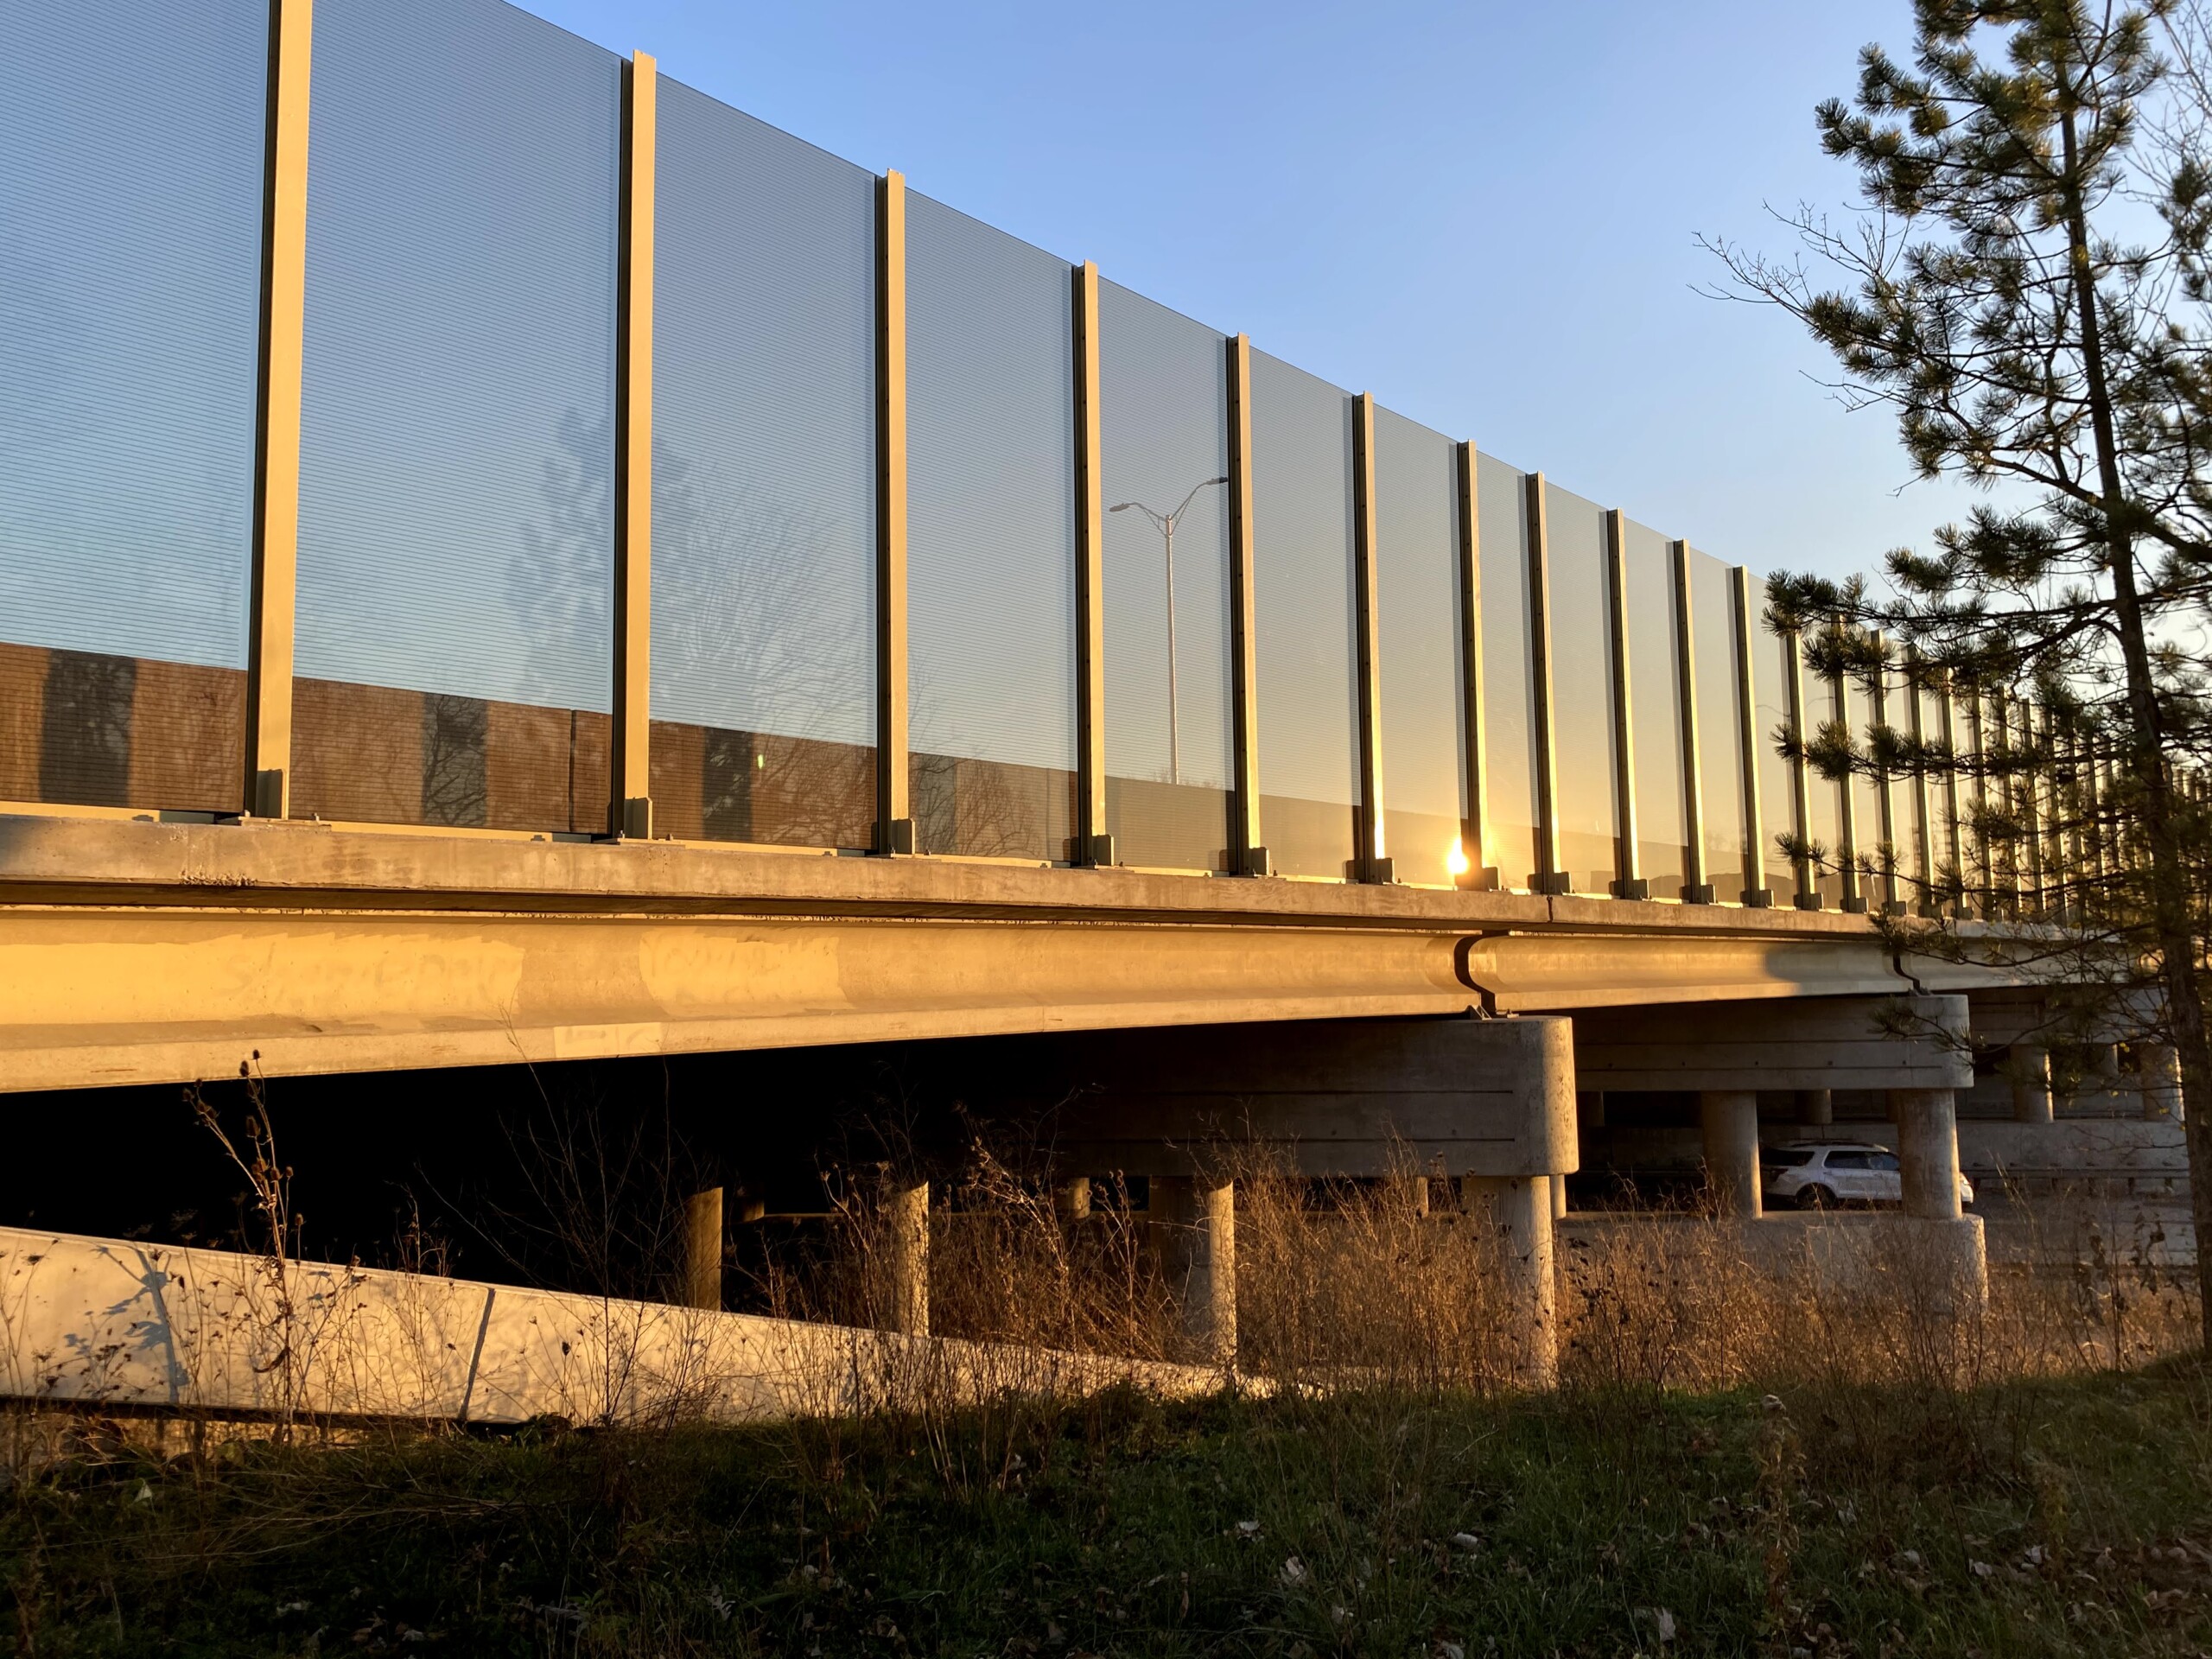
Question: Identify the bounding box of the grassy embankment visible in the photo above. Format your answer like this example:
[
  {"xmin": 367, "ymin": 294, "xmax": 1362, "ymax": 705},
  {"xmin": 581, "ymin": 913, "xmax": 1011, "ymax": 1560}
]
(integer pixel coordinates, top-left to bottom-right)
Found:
[{"xmin": 7, "ymin": 1357, "xmax": 2212, "ymax": 1657}]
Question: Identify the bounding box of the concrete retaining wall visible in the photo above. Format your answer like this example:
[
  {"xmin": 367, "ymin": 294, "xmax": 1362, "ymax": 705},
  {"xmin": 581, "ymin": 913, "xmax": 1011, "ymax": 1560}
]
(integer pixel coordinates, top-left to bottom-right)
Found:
[
  {"xmin": 1587, "ymin": 1117, "xmax": 2188, "ymax": 1198},
  {"xmin": 1557, "ymin": 1211, "xmax": 1987, "ymax": 1306},
  {"xmin": 0, "ymin": 1226, "xmax": 1219, "ymax": 1426}
]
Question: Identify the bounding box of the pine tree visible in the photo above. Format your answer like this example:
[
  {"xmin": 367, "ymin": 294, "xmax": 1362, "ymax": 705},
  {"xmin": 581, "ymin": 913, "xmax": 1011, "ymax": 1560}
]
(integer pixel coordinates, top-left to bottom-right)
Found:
[{"xmin": 1707, "ymin": 0, "xmax": 2212, "ymax": 1324}]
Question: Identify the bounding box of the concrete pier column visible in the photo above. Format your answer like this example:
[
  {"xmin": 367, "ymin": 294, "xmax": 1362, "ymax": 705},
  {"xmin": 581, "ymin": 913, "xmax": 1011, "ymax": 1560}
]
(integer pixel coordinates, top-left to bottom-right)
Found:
[
  {"xmin": 682, "ymin": 1186, "xmax": 723, "ymax": 1311},
  {"xmin": 1055, "ymin": 1176, "xmax": 1092, "ymax": 1222},
  {"xmin": 2141, "ymin": 1044, "xmax": 2183, "ymax": 1122},
  {"xmin": 1459, "ymin": 1174, "xmax": 1557, "ymax": 1389},
  {"xmin": 2009, "ymin": 1046, "xmax": 2054, "ymax": 1124},
  {"xmin": 1395, "ymin": 1175, "xmax": 1432, "ymax": 1218},
  {"xmin": 1699, "ymin": 1090, "xmax": 1763, "ymax": 1219},
  {"xmin": 1795, "ymin": 1089, "xmax": 1834, "ymax": 1127},
  {"xmin": 1154, "ymin": 1177, "xmax": 1236, "ymax": 1364},
  {"xmin": 882, "ymin": 1179, "xmax": 930, "ymax": 1337},
  {"xmin": 1550, "ymin": 1173, "xmax": 1568, "ymax": 1221},
  {"xmin": 1888, "ymin": 1090, "xmax": 1962, "ymax": 1220}
]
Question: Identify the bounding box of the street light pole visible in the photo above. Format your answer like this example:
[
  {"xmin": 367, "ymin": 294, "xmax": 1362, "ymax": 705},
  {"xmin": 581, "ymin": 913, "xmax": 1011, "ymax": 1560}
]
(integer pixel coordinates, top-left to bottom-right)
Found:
[{"xmin": 1110, "ymin": 475, "xmax": 1226, "ymax": 788}]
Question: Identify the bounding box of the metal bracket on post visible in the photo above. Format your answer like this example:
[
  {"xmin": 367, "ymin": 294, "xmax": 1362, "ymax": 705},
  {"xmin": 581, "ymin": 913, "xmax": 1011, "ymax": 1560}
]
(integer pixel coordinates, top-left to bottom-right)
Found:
[{"xmin": 251, "ymin": 769, "xmax": 287, "ymax": 822}]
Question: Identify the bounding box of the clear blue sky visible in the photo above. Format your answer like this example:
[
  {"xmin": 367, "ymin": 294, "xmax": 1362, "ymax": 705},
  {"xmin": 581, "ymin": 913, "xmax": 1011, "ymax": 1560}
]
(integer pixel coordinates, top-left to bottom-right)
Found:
[{"xmin": 531, "ymin": 0, "xmax": 1984, "ymax": 586}]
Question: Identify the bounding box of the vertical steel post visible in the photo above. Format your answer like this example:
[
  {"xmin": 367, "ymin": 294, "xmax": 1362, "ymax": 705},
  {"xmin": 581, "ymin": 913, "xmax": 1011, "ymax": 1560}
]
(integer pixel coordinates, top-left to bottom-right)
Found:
[
  {"xmin": 1351, "ymin": 394, "xmax": 1389, "ymax": 882},
  {"xmin": 2085, "ymin": 733, "xmax": 2108, "ymax": 891},
  {"xmin": 1906, "ymin": 651, "xmax": 1939, "ymax": 917},
  {"xmin": 1964, "ymin": 694, "xmax": 1991, "ymax": 916},
  {"xmin": 2051, "ymin": 722, "xmax": 2072, "ymax": 913},
  {"xmin": 1603, "ymin": 510, "xmax": 1645, "ymax": 899},
  {"xmin": 1454, "ymin": 443, "xmax": 1495, "ymax": 889},
  {"xmin": 1225, "ymin": 335, "xmax": 1268, "ymax": 875},
  {"xmin": 1731, "ymin": 567, "xmax": 1771, "ymax": 906},
  {"xmin": 244, "ymin": 0, "xmax": 315, "ymax": 820},
  {"xmin": 1674, "ymin": 540, "xmax": 1712, "ymax": 903},
  {"xmin": 1524, "ymin": 474, "xmax": 1565, "ymax": 893},
  {"xmin": 875, "ymin": 171, "xmax": 913, "ymax": 854},
  {"xmin": 1936, "ymin": 676, "xmax": 1961, "ymax": 904},
  {"xmin": 1784, "ymin": 628, "xmax": 1818, "ymax": 909},
  {"xmin": 1869, "ymin": 640, "xmax": 1899, "ymax": 914},
  {"xmin": 609, "ymin": 51, "xmax": 657, "ymax": 840},
  {"xmin": 1992, "ymin": 696, "xmax": 2018, "ymax": 915},
  {"xmin": 2021, "ymin": 698, "xmax": 2047, "ymax": 913},
  {"xmin": 1071, "ymin": 261, "xmax": 1110, "ymax": 866},
  {"xmin": 1831, "ymin": 636, "xmax": 1865, "ymax": 914}
]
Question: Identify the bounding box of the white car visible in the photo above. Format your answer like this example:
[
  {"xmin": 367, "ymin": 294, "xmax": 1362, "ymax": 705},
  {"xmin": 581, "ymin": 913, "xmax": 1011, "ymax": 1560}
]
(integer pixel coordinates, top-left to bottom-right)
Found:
[{"xmin": 1760, "ymin": 1141, "xmax": 1974, "ymax": 1211}]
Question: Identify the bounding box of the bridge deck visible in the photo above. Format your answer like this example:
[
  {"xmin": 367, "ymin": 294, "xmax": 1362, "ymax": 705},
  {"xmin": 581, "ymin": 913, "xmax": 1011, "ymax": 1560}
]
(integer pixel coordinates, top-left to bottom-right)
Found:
[{"xmin": 0, "ymin": 815, "xmax": 2031, "ymax": 1093}]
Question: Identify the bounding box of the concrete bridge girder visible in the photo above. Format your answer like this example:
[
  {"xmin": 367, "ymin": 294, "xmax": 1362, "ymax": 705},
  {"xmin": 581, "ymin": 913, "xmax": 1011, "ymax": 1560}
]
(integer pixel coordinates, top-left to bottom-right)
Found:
[
  {"xmin": 1568, "ymin": 994, "xmax": 1975, "ymax": 1096},
  {"xmin": 0, "ymin": 816, "xmax": 2064, "ymax": 1379},
  {"xmin": 0, "ymin": 816, "xmax": 2016, "ymax": 1095}
]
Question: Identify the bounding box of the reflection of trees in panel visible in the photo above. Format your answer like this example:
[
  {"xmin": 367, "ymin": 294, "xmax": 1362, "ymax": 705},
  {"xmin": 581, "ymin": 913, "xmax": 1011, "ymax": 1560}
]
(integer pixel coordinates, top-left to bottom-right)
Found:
[
  {"xmin": 909, "ymin": 620, "xmax": 1075, "ymax": 861},
  {"xmin": 0, "ymin": 645, "xmax": 42, "ymax": 799},
  {"xmin": 1105, "ymin": 773, "xmax": 1231, "ymax": 870},
  {"xmin": 40, "ymin": 650, "xmax": 133, "ymax": 806},
  {"xmin": 418, "ymin": 692, "xmax": 487, "ymax": 828},
  {"xmin": 649, "ymin": 440, "xmax": 874, "ymax": 849},
  {"xmin": 290, "ymin": 678, "xmax": 422, "ymax": 825},
  {"xmin": 910, "ymin": 751, "xmax": 1075, "ymax": 861},
  {"xmin": 0, "ymin": 644, "xmax": 243, "ymax": 814},
  {"xmin": 511, "ymin": 410, "xmax": 613, "ymax": 715}
]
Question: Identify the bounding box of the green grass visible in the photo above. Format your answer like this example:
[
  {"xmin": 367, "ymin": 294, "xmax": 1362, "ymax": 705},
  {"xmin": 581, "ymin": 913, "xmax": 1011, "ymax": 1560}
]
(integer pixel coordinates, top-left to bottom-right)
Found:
[{"xmin": 8, "ymin": 1361, "xmax": 2212, "ymax": 1656}]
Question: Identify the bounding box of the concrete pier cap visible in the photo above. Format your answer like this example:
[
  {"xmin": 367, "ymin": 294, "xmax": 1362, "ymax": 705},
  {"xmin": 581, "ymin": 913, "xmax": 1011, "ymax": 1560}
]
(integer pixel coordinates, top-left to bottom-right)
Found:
[
  {"xmin": 1039, "ymin": 1013, "xmax": 1578, "ymax": 1183},
  {"xmin": 1022, "ymin": 1013, "xmax": 1575, "ymax": 1375}
]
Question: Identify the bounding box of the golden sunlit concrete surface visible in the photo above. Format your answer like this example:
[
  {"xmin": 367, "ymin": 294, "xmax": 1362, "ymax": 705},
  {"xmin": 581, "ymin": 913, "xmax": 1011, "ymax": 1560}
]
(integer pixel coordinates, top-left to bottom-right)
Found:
[{"xmin": 0, "ymin": 813, "xmax": 2033, "ymax": 1092}]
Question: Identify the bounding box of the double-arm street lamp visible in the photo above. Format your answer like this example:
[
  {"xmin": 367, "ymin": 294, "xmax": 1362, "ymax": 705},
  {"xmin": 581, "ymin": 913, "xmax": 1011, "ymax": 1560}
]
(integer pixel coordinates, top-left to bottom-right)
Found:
[{"xmin": 1109, "ymin": 475, "xmax": 1227, "ymax": 786}]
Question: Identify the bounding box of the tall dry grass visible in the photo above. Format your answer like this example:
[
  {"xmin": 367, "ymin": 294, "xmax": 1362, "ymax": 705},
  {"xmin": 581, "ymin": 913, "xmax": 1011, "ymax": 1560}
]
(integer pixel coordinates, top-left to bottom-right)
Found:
[{"xmin": 734, "ymin": 1133, "xmax": 2199, "ymax": 1406}]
